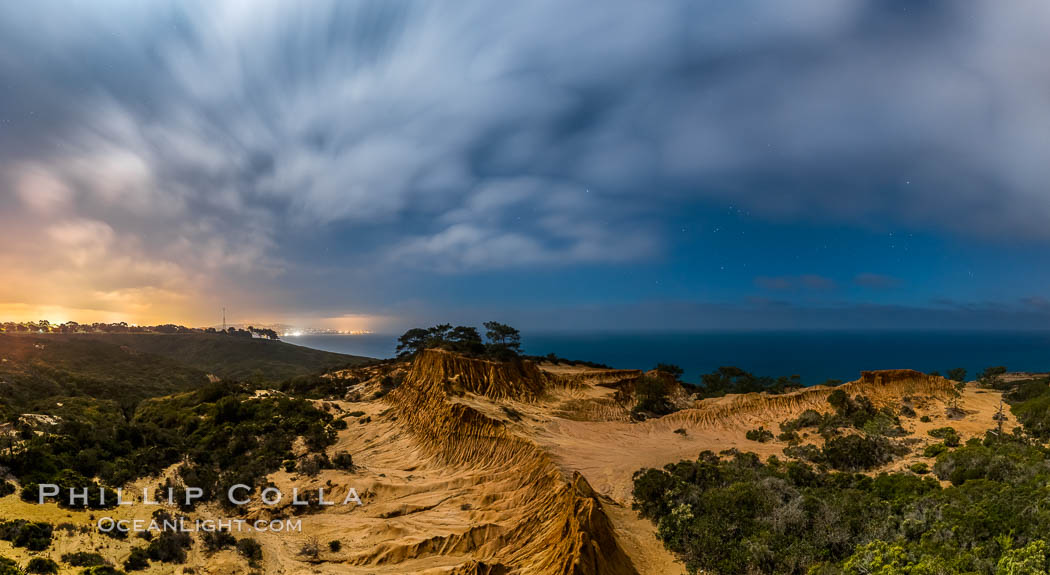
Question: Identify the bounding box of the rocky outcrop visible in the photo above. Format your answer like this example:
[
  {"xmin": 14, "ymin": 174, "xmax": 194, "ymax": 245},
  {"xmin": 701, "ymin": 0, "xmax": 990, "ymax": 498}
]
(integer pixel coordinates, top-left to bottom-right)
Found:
[
  {"xmin": 545, "ymin": 368, "xmax": 644, "ymax": 389},
  {"xmin": 409, "ymin": 349, "xmax": 550, "ymax": 401},
  {"xmin": 377, "ymin": 351, "xmax": 638, "ymax": 575},
  {"xmin": 663, "ymin": 369, "xmax": 955, "ymax": 429}
]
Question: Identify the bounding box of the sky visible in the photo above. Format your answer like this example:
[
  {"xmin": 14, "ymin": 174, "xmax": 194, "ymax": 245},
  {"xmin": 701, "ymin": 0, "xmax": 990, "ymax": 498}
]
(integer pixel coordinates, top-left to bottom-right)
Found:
[{"xmin": 2, "ymin": 0, "xmax": 1050, "ymax": 332}]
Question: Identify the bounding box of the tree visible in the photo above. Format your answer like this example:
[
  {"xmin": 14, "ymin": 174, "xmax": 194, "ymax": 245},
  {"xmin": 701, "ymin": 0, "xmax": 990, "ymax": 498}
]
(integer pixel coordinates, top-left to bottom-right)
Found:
[
  {"xmin": 654, "ymin": 363, "xmax": 684, "ymax": 380},
  {"xmin": 980, "ymin": 366, "xmax": 1008, "ymax": 388},
  {"xmin": 632, "ymin": 375, "xmax": 676, "ymax": 417},
  {"xmin": 447, "ymin": 326, "xmax": 485, "ymax": 354},
  {"xmin": 483, "ymin": 321, "xmax": 521, "ymax": 360},
  {"xmin": 426, "ymin": 324, "xmax": 454, "ymax": 347},
  {"xmin": 396, "ymin": 328, "xmax": 430, "ymax": 357},
  {"xmin": 483, "ymin": 322, "xmax": 521, "ymax": 351},
  {"xmin": 947, "ymin": 368, "xmax": 967, "ymax": 383}
]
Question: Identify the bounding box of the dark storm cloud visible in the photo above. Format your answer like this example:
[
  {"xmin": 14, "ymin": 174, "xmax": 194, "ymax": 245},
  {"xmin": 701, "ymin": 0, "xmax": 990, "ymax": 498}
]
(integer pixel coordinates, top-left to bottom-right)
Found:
[{"xmin": 1, "ymin": 0, "xmax": 1049, "ymax": 321}]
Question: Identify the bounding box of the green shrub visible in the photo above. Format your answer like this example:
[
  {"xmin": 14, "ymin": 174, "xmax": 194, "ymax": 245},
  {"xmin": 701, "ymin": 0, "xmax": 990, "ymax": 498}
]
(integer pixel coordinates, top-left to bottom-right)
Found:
[
  {"xmin": 237, "ymin": 538, "xmax": 262, "ymax": 566},
  {"xmin": 1012, "ymin": 392, "xmax": 1050, "ymax": 440},
  {"xmin": 61, "ymin": 552, "xmax": 107, "ymax": 567},
  {"xmin": 745, "ymin": 427, "xmax": 774, "ymax": 443},
  {"xmin": 0, "ymin": 557, "xmax": 21, "ymax": 575},
  {"xmin": 909, "ymin": 462, "xmax": 929, "ymax": 474},
  {"xmin": 632, "ymin": 375, "xmax": 676, "ymax": 416},
  {"xmin": 26, "ymin": 557, "xmax": 59, "ymax": 574},
  {"xmin": 80, "ymin": 567, "xmax": 125, "ymax": 575},
  {"xmin": 821, "ymin": 435, "xmax": 906, "ymax": 471},
  {"xmin": 923, "ymin": 442, "xmax": 948, "ymax": 458},
  {"xmin": 0, "ymin": 520, "xmax": 53, "ymax": 551},
  {"xmin": 200, "ymin": 529, "xmax": 236, "ymax": 552},
  {"xmin": 634, "ymin": 437, "xmax": 1049, "ymax": 575},
  {"xmin": 146, "ymin": 530, "xmax": 192, "ymax": 564},
  {"xmin": 780, "ymin": 409, "xmax": 823, "ymax": 432},
  {"xmin": 331, "ymin": 451, "xmax": 354, "ymax": 470},
  {"xmin": 927, "ymin": 426, "xmax": 960, "ymax": 447},
  {"xmin": 122, "ymin": 548, "xmax": 149, "ymax": 571}
]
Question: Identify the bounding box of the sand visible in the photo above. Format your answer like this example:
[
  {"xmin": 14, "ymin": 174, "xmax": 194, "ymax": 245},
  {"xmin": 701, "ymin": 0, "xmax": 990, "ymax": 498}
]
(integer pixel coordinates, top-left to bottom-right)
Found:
[{"xmin": 0, "ymin": 353, "xmax": 1024, "ymax": 574}]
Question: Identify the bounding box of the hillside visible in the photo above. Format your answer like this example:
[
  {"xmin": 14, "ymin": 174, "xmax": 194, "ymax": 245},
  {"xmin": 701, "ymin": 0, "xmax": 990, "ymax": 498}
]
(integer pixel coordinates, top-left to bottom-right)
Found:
[
  {"xmin": 0, "ymin": 334, "xmax": 210, "ymax": 416},
  {"xmin": 13, "ymin": 333, "xmax": 372, "ymax": 381},
  {"xmin": 0, "ymin": 348, "xmax": 1041, "ymax": 574}
]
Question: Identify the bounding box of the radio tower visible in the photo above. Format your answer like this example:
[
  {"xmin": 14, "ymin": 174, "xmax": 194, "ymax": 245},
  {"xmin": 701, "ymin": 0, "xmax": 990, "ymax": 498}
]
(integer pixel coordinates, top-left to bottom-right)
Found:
[{"xmin": 222, "ymin": 307, "xmax": 226, "ymax": 331}]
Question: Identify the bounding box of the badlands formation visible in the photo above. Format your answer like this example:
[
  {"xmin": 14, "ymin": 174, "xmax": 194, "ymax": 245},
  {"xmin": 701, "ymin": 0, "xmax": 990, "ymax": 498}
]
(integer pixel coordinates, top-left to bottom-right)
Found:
[{"xmin": 0, "ymin": 349, "xmax": 1011, "ymax": 574}]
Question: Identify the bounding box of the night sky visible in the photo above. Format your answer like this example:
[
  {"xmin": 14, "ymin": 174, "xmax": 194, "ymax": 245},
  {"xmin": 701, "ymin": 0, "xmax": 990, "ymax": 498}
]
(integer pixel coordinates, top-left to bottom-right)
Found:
[{"xmin": 2, "ymin": 1, "xmax": 1049, "ymax": 331}]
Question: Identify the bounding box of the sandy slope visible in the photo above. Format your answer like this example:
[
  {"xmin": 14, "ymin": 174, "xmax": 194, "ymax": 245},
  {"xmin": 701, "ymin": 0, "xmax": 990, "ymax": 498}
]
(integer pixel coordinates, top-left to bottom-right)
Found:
[{"xmin": 0, "ymin": 353, "xmax": 1019, "ymax": 575}]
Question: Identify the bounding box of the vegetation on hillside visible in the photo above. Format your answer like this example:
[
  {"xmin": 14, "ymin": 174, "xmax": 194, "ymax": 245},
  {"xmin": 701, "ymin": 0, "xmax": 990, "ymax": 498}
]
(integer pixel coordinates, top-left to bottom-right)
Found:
[
  {"xmin": 695, "ymin": 366, "xmax": 806, "ymax": 397},
  {"xmin": 1, "ymin": 381, "xmax": 339, "ymax": 507},
  {"xmin": 39, "ymin": 333, "xmax": 369, "ymax": 381},
  {"xmin": 0, "ymin": 335, "xmax": 210, "ymax": 418},
  {"xmin": 634, "ymin": 373, "xmax": 1050, "ymax": 574}
]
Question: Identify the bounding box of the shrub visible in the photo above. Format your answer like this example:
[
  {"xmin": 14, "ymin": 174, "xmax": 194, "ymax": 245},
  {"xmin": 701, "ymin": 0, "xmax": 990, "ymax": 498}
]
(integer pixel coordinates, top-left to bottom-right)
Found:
[
  {"xmin": 996, "ymin": 540, "xmax": 1049, "ymax": 575},
  {"xmin": 927, "ymin": 426, "xmax": 960, "ymax": 447},
  {"xmin": 633, "ymin": 439, "xmax": 1049, "ymax": 575},
  {"xmin": 0, "ymin": 557, "xmax": 19, "ymax": 575},
  {"xmin": 331, "ymin": 451, "xmax": 354, "ymax": 471},
  {"xmin": 777, "ymin": 430, "xmax": 800, "ymax": 443},
  {"xmin": 920, "ymin": 415, "xmax": 932, "ymax": 423},
  {"xmin": 62, "ymin": 552, "xmax": 107, "ymax": 567},
  {"xmin": 780, "ymin": 409, "xmax": 823, "ymax": 432},
  {"xmin": 80, "ymin": 567, "xmax": 125, "ymax": 575},
  {"xmin": 200, "ymin": 529, "xmax": 236, "ymax": 552},
  {"xmin": 328, "ymin": 540, "xmax": 341, "ymax": 552},
  {"xmin": 0, "ymin": 520, "xmax": 53, "ymax": 551},
  {"xmin": 236, "ymin": 538, "xmax": 262, "ymax": 566},
  {"xmin": 783, "ymin": 443, "xmax": 824, "ymax": 464},
  {"xmin": 745, "ymin": 427, "xmax": 774, "ymax": 443},
  {"xmin": 821, "ymin": 435, "xmax": 905, "ymax": 471},
  {"xmin": 909, "ymin": 462, "xmax": 929, "ymax": 474},
  {"xmin": 923, "ymin": 443, "xmax": 948, "ymax": 458},
  {"xmin": 632, "ymin": 375, "xmax": 676, "ymax": 416},
  {"xmin": 26, "ymin": 558, "xmax": 59, "ymax": 574},
  {"xmin": 146, "ymin": 531, "xmax": 192, "ymax": 564},
  {"xmin": 1012, "ymin": 392, "xmax": 1050, "ymax": 440},
  {"xmin": 122, "ymin": 548, "xmax": 149, "ymax": 571}
]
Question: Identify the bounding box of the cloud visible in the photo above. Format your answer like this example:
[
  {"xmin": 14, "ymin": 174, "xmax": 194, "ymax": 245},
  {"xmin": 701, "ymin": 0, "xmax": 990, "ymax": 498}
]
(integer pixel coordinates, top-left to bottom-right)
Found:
[
  {"xmin": 2, "ymin": 1, "xmax": 1050, "ymax": 322},
  {"xmin": 853, "ymin": 273, "xmax": 902, "ymax": 290},
  {"xmin": 755, "ymin": 275, "xmax": 836, "ymax": 291}
]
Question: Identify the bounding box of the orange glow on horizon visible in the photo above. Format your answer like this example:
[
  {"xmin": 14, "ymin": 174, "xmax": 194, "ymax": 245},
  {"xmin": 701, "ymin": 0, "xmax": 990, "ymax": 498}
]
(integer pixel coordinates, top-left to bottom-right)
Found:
[{"xmin": 0, "ymin": 302, "xmax": 393, "ymax": 332}]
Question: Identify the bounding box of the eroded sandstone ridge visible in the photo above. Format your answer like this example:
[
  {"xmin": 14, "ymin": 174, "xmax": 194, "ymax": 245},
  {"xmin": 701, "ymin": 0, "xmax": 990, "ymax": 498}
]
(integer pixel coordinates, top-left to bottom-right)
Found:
[
  {"xmin": 664, "ymin": 369, "xmax": 956, "ymax": 429},
  {"xmin": 382, "ymin": 350, "xmax": 637, "ymax": 575}
]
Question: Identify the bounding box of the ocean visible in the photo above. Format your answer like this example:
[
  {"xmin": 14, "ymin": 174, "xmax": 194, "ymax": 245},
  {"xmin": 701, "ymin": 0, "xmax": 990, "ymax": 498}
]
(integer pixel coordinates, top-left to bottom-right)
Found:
[{"xmin": 287, "ymin": 331, "xmax": 1050, "ymax": 386}]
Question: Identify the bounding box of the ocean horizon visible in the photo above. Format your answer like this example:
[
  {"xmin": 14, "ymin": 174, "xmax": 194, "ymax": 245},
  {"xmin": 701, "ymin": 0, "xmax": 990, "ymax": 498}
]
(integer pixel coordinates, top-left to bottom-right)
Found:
[{"xmin": 286, "ymin": 330, "xmax": 1050, "ymax": 386}]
